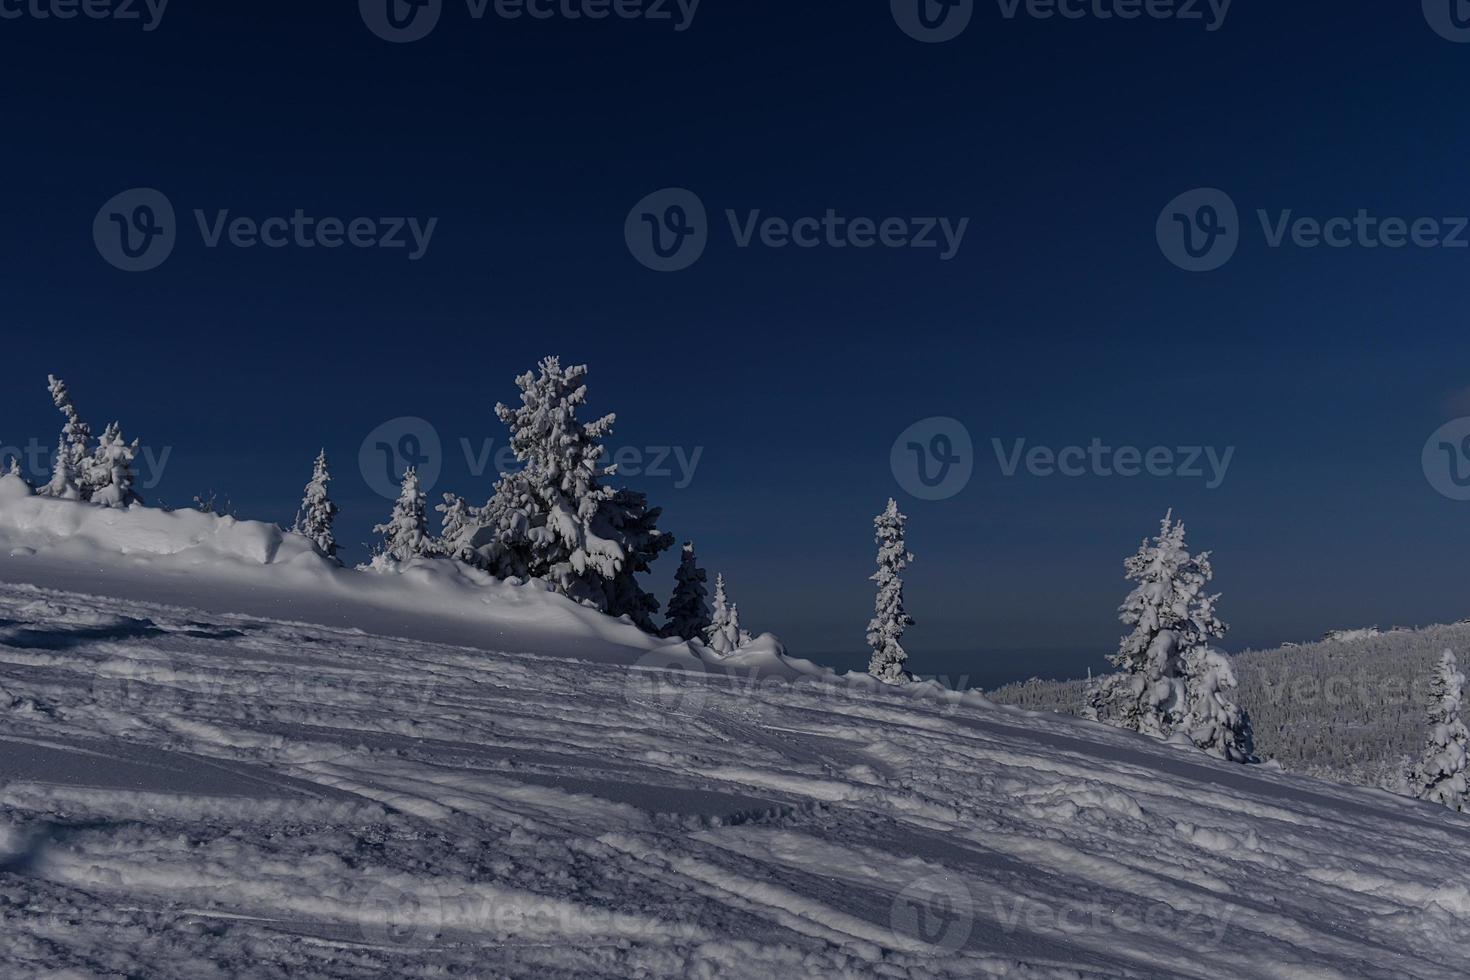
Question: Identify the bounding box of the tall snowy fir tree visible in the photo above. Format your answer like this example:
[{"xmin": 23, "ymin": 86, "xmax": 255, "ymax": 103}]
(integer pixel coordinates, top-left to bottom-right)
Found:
[
  {"xmin": 1090, "ymin": 511, "xmax": 1225, "ymax": 738},
  {"xmin": 1179, "ymin": 647, "xmax": 1256, "ymax": 763},
  {"xmin": 373, "ymin": 468, "xmax": 432, "ymax": 564},
  {"xmin": 41, "ymin": 375, "xmax": 91, "ymax": 499},
  {"xmin": 85, "ymin": 422, "xmax": 140, "ymax": 508},
  {"xmin": 293, "ymin": 450, "xmax": 339, "ymax": 563},
  {"xmin": 1408, "ymin": 650, "xmax": 1469, "ymax": 812},
  {"xmin": 867, "ymin": 499, "xmax": 915, "ymax": 685},
  {"xmin": 703, "ymin": 574, "xmax": 748, "ymax": 655},
  {"xmin": 662, "ymin": 541, "xmax": 712, "ymax": 641},
  {"xmin": 481, "ymin": 357, "xmax": 672, "ymax": 631}
]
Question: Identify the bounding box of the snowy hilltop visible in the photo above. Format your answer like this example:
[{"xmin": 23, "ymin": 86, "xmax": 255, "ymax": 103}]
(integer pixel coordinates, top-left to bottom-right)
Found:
[
  {"xmin": 0, "ymin": 371, "xmax": 1468, "ymax": 978},
  {"xmin": 0, "ymin": 495, "xmax": 1466, "ymax": 976},
  {"xmin": 1, "ymin": 574, "xmax": 1468, "ymax": 977}
]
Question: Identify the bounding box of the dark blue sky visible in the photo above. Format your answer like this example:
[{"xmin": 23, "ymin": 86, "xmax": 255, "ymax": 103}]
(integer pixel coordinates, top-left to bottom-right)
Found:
[{"xmin": 3, "ymin": 1, "xmax": 1469, "ymax": 685}]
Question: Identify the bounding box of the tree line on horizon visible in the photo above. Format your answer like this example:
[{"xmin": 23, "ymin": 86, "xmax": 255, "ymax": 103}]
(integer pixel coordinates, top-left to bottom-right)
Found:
[{"xmin": 18, "ymin": 369, "xmax": 1466, "ymax": 802}]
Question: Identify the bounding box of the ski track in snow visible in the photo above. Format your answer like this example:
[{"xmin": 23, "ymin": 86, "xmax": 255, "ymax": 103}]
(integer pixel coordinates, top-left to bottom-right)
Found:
[{"xmin": 0, "ymin": 583, "xmax": 1466, "ymax": 978}]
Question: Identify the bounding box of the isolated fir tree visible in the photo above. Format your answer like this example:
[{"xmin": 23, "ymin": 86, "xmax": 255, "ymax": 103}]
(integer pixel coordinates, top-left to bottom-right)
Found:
[
  {"xmin": 486, "ymin": 357, "xmax": 672, "ymax": 630},
  {"xmin": 1179, "ymin": 647, "xmax": 1256, "ymax": 763},
  {"xmin": 373, "ymin": 467, "xmax": 432, "ymax": 563},
  {"xmin": 662, "ymin": 541, "xmax": 712, "ymax": 640},
  {"xmin": 704, "ymin": 574, "xmax": 748, "ymax": 655},
  {"xmin": 293, "ymin": 450, "xmax": 339, "ymax": 562},
  {"xmin": 42, "ymin": 375, "xmax": 91, "ymax": 499},
  {"xmin": 1408, "ymin": 651, "xmax": 1470, "ymax": 812},
  {"xmin": 867, "ymin": 499, "xmax": 915, "ymax": 685},
  {"xmin": 5, "ymin": 457, "xmax": 24, "ymax": 483},
  {"xmin": 84, "ymin": 422, "xmax": 141, "ymax": 508},
  {"xmin": 1092, "ymin": 511, "xmax": 1225, "ymax": 737}
]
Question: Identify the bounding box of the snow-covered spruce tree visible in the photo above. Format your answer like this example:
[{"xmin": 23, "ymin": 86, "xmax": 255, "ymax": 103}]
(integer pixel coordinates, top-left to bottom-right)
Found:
[
  {"xmin": 42, "ymin": 375, "xmax": 91, "ymax": 499},
  {"xmin": 1179, "ymin": 646, "xmax": 1256, "ymax": 763},
  {"xmin": 85, "ymin": 422, "xmax": 141, "ymax": 508},
  {"xmin": 485, "ymin": 357, "xmax": 672, "ymax": 631},
  {"xmin": 434, "ymin": 493, "xmax": 486, "ymax": 564},
  {"xmin": 704, "ymin": 574, "xmax": 749, "ymax": 655},
  {"xmin": 867, "ymin": 498, "xmax": 916, "ymax": 685},
  {"xmin": 293, "ymin": 450, "xmax": 339, "ymax": 563},
  {"xmin": 373, "ymin": 467, "xmax": 432, "ymax": 563},
  {"xmin": 1408, "ymin": 650, "xmax": 1470, "ymax": 811},
  {"xmin": 1094, "ymin": 511, "xmax": 1225, "ymax": 738},
  {"xmin": 661, "ymin": 541, "xmax": 712, "ymax": 641}
]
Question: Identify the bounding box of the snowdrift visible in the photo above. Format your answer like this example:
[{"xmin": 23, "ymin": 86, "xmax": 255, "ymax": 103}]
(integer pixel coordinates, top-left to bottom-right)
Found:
[{"xmin": 0, "ymin": 478, "xmax": 812, "ymax": 675}]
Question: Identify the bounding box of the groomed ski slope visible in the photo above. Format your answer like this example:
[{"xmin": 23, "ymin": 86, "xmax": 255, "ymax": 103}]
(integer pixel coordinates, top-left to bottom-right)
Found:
[{"xmin": 0, "ymin": 489, "xmax": 1466, "ymax": 978}]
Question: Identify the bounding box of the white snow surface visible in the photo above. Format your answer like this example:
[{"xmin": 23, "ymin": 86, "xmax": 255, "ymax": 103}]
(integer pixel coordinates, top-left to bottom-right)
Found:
[{"xmin": 0, "ymin": 489, "xmax": 1467, "ymax": 978}]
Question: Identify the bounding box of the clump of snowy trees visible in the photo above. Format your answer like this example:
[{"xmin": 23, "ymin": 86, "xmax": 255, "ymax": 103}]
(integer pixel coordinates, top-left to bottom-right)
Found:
[
  {"xmin": 1407, "ymin": 651, "xmax": 1469, "ymax": 812},
  {"xmin": 867, "ymin": 499, "xmax": 915, "ymax": 685},
  {"xmin": 361, "ymin": 357, "xmax": 679, "ymax": 635},
  {"xmin": 24, "ymin": 375, "xmax": 143, "ymax": 508},
  {"xmin": 1085, "ymin": 511, "xmax": 1255, "ymax": 763}
]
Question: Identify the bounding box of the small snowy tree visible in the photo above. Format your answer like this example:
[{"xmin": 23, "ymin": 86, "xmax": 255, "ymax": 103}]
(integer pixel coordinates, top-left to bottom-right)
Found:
[
  {"xmin": 703, "ymin": 574, "xmax": 749, "ymax": 655},
  {"xmin": 1180, "ymin": 647, "xmax": 1256, "ymax": 763},
  {"xmin": 867, "ymin": 499, "xmax": 915, "ymax": 685},
  {"xmin": 434, "ymin": 493, "xmax": 486, "ymax": 564},
  {"xmin": 293, "ymin": 450, "xmax": 339, "ymax": 562},
  {"xmin": 85, "ymin": 422, "xmax": 141, "ymax": 508},
  {"xmin": 42, "ymin": 375, "xmax": 91, "ymax": 499},
  {"xmin": 485, "ymin": 357, "xmax": 672, "ymax": 630},
  {"xmin": 1093, "ymin": 511, "xmax": 1225, "ymax": 737},
  {"xmin": 1408, "ymin": 651, "xmax": 1470, "ymax": 811},
  {"xmin": 662, "ymin": 541, "xmax": 712, "ymax": 641},
  {"xmin": 373, "ymin": 467, "xmax": 432, "ymax": 563}
]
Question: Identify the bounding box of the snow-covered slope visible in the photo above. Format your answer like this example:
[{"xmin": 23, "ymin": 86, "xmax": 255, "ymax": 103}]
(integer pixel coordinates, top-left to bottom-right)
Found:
[
  {"xmin": 0, "ymin": 495, "xmax": 1467, "ymax": 978},
  {"xmin": 0, "ymin": 477, "xmax": 796, "ymax": 673}
]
